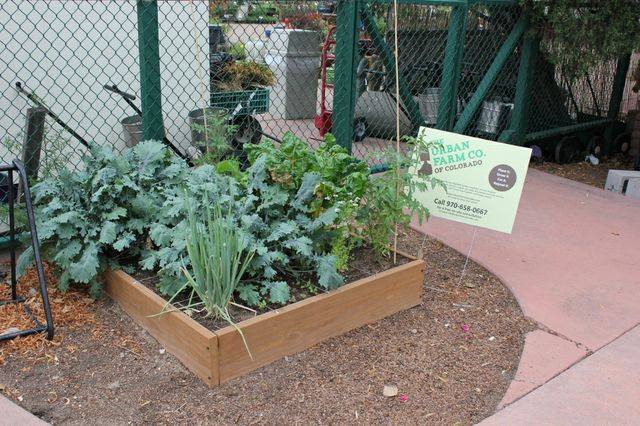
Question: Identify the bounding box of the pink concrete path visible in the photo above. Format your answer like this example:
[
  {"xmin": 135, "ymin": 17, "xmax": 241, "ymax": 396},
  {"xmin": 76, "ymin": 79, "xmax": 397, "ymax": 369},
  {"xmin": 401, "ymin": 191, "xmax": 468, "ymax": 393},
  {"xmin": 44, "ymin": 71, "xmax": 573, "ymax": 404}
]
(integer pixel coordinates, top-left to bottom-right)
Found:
[
  {"xmin": 0, "ymin": 395, "xmax": 48, "ymax": 425},
  {"xmin": 479, "ymin": 325, "xmax": 640, "ymax": 425},
  {"xmin": 411, "ymin": 168, "xmax": 640, "ymax": 417}
]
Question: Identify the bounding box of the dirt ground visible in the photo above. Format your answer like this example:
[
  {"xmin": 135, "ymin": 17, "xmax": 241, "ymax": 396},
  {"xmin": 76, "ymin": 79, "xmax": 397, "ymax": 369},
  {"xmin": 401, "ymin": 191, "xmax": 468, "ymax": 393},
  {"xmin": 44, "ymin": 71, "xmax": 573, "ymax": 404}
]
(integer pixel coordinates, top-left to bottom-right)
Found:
[
  {"xmin": 1, "ymin": 230, "xmax": 535, "ymax": 425},
  {"xmin": 531, "ymin": 154, "xmax": 637, "ymax": 188}
]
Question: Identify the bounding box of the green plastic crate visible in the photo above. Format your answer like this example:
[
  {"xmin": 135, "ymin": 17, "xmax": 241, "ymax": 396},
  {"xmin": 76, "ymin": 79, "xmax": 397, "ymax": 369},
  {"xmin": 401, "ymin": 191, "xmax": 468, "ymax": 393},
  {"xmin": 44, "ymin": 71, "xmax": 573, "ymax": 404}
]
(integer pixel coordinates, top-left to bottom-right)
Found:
[
  {"xmin": 210, "ymin": 88, "xmax": 269, "ymax": 115},
  {"xmin": 326, "ymin": 66, "xmax": 335, "ymax": 85}
]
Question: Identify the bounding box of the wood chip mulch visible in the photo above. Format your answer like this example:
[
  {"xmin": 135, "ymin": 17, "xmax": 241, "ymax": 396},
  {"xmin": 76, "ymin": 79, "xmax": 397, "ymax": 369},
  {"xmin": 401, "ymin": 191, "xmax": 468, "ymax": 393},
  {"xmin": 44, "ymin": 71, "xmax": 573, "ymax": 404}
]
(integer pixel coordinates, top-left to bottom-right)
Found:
[
  {"xmin": 0, "ymin": 230, "xmax": 535, "ymax": 425},
  {"xmin": 531, "ymin": 154, "xmax": 636, "ymax": 188},
  {"xmin": 0, "ymin": 262, "xmax": 96, "ymax": 366}
]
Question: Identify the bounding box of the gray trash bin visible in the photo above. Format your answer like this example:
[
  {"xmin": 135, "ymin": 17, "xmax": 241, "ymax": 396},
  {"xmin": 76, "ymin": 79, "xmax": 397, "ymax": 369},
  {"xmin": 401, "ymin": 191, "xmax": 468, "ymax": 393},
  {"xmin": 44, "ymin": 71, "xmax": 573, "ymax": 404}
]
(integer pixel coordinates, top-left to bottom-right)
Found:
[{"xmin": 265, "ymin": 29, "xmax": 321, "ymax": 120}]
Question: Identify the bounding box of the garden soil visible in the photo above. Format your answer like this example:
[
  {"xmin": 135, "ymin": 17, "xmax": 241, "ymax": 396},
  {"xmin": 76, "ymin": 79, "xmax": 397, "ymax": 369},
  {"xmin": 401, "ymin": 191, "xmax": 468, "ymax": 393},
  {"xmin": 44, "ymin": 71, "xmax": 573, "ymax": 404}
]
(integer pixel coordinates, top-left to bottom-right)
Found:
[
  {"xmin": 531, "ymin": 154, "xmax": 636, "ymax": 188},
  {"xmin": 0, "ymin": 230, "xmax": 535, "ymax": 425}
]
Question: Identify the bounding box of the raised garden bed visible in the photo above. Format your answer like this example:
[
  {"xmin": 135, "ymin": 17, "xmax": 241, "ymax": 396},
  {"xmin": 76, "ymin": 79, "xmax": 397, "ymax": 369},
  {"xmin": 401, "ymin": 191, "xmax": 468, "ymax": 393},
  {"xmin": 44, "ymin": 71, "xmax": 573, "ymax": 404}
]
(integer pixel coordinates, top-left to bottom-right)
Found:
[{"xmin": 104, "ymin": 250, "xmax": 424, "ymax": 387}]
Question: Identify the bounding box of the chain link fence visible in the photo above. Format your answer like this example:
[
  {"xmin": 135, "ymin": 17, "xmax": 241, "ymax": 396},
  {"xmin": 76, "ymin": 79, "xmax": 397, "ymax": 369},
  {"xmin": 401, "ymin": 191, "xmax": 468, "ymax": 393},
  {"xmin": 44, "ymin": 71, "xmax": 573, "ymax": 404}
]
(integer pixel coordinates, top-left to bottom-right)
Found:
[{"xmin": 0, "ymin": 0, "xmax": 635, "ymax": 234}]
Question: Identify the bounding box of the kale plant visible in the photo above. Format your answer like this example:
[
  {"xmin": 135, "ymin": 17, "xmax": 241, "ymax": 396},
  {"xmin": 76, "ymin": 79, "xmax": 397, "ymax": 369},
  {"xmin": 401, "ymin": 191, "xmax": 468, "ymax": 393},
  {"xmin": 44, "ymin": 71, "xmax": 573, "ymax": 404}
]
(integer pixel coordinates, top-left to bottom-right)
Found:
[
  {"xmin": 143, "ymin": 157, "xmax": 345, "ymax": 306},
  {"xmin": 18, "ymin": 141, "xmax": 187, "ymax": 296}
]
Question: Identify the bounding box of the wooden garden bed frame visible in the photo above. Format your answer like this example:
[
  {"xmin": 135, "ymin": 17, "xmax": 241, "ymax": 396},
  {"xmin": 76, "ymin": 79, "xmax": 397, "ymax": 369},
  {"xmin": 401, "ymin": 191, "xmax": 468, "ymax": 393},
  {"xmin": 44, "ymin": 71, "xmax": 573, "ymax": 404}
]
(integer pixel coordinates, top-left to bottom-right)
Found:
[{"xmin": 104, "ymin": 253, "xmax": 425, "ymax": 387}]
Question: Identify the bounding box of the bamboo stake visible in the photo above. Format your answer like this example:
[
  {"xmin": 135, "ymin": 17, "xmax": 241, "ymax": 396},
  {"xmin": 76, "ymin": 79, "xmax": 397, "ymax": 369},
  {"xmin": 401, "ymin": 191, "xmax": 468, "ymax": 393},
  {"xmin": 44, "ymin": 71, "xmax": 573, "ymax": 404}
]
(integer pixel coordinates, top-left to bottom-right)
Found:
[{"xmin": 393, "ymin": 0, "xmax": 400, "ymax": 264}]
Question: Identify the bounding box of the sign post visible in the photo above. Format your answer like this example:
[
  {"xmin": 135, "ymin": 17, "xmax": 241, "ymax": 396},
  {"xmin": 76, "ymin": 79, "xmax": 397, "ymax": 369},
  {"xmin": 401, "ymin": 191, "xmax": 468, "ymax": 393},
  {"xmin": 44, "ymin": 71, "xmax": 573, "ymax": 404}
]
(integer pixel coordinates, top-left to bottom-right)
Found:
[{"xmin": 411, "ymin": 128, "xmax": 532, "ymax": 234}]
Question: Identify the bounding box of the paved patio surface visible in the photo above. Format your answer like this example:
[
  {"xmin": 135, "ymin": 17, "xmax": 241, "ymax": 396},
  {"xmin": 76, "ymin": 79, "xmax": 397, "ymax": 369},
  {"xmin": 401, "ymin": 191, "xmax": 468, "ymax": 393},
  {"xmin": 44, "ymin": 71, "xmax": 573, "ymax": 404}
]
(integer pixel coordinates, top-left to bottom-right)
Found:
[
  {"xmin": 0, "ymin": 394, "xmax": 47, "ymax": 425},
  {"xmin": 411, "ymin": 168, "xmax": 640, "ymax": 421},
  {"xmin": 480, "ymin": 325, "xmax": 640, "ymax": 425}
]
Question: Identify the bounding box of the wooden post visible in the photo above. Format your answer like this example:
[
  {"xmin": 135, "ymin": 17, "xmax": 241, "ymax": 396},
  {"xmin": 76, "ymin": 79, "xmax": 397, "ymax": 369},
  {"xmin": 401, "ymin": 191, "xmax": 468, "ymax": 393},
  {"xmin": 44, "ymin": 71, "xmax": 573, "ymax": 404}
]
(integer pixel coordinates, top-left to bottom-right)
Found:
[{"xmin": 21, "ymin": 107, "xmax": 46, "ymax": 181}]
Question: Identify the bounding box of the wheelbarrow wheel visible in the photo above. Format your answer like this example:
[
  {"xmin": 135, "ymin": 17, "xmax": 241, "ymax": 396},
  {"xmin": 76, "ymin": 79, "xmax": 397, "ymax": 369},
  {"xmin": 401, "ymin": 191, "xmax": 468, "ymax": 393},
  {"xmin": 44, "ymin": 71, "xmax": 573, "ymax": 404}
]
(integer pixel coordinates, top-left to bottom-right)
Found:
[
  {"xmin": 614, "ymin": 132, "xmax": 631, "ymax": 155},
  {"xmin": 231, "ymin": 115, "xmax": 262, "ymax": 169},
  {"xmin": 554, "ymin": 136, "xmax": 581, "ymax": 164},
  {"xmin": 354, "ymin": 117, "xmax": 367, "ymax": 142},
  {"xmin": 586, "ymin": 135, "xmax": 603, "ymax": 157},
  {"xmin": 232, "ymin": 115, "xmax": 262, "ymax": 146}
]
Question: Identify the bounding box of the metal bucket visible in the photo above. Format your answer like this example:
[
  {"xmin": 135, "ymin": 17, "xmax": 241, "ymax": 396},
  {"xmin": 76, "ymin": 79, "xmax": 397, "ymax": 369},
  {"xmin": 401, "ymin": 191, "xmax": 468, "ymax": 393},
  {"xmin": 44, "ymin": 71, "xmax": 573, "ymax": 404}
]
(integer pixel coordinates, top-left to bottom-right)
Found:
[
  {"xmin": 478, "ymin": 101, "xmax": 513, "ymax": 135},
  {"xmin": 188, "ymin": 107, "xmax": 228, "ymax": 150},
  {"xmin": 417, "ymin": 88, "xmax": 440, "ymax": 126},
  {"xmin": 121, "ymin": 115, "xmax": 143, "ymax": 147}
]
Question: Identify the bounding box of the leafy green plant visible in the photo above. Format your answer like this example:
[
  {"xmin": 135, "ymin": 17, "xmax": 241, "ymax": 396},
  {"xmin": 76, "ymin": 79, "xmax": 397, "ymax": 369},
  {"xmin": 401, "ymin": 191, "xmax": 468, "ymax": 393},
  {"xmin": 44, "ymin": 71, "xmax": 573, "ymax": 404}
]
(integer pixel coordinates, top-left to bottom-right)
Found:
[
  {"xmin": 523, "ymin": 0, "xmax": 640, "ymax": 79},
  {"xmin": 144, "ymin": 156, "xmax": 346, "ymax": 306},
  {"xmin": 212, "ymin": 61, "xmax": 275, "ymax": 92},
  {"xmin": 246, "ymin": 133, "xmax": 370, "ymax": 215},
  {"xmin": 360, "ymin": 136, "xmax": 441, "ymax": 254},
  {"xmin": 191, "ymin": 109, "xmax": 237, "ymax": 166},
  {"xmin": 18, "ymin": 141, "xmax": 187, "ymax": 296},
  {"xmin": 229, "ymin": 42, "xmax": 246, "ymax": 60},
  {"xmin": 179, "ymin": 201, "xmax": 254, "ymax": 316},
  {"xmin": 245, "ymin": 132, "xmax": 370, "ymax": 269},
  {"xmin": 142, "ymin": 165, "xmax": 244, "ymax": 295}
]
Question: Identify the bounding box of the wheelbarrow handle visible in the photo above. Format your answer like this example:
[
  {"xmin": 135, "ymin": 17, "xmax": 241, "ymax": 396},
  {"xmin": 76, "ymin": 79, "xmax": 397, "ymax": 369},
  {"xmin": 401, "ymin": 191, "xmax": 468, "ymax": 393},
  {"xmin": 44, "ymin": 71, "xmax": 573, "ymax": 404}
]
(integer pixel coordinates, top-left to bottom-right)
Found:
[
  {"xmin": 103, "ymin": 84, "xmax": 137, "ymax": 101},
  {"xmin": 15, "ymin": 81, "xmax": 91, "ymax": 150},
  {"xmin": 104, "ymin": 84, "xmax": 142, "ymax": 116}
]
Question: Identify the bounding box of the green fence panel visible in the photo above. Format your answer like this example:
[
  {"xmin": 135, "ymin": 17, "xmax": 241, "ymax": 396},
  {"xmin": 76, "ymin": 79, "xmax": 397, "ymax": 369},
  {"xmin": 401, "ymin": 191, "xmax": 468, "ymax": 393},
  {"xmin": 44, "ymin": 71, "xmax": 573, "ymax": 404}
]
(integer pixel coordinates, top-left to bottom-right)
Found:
[
  {"xmin": 137, "ymin": 0, "xmax": 165, "ymax": 142},
  {"xmin": 0, "ymin": 0, "xmax": 634, "ymax": 234}
]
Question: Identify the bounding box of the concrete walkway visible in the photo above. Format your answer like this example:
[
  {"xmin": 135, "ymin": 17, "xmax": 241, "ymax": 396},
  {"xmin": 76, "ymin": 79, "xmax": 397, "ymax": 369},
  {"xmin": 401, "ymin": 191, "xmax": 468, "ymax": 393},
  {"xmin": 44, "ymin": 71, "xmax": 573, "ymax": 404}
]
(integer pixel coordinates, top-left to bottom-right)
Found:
[
  {"xmin": 480, "ymin": 325, "xmax": 640, "ymax": 425},
  {"xmin": 0, "ymin": 395, "xmax": 47, "ymax": 425},
  {"xmin": 411, "ymin": 168, "xmax": 640, "ymax": 421}
]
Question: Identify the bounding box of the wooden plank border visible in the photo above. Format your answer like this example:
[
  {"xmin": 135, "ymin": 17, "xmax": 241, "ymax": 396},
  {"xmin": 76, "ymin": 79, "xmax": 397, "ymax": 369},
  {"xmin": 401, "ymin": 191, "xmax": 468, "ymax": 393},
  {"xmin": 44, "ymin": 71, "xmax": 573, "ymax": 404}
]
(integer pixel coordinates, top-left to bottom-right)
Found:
[
  {"xmin": 104, "ymin": 257, "xmax": 425, "ymax": 387},
  {"xmin": 103, "ymin": 270, "xmax": 218, "ymax": 386}
]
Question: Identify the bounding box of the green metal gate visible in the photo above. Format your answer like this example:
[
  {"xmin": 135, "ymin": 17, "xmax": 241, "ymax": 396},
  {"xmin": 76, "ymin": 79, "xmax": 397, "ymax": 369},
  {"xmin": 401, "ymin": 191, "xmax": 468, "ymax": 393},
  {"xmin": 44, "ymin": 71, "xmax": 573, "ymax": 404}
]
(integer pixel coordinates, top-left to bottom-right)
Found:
[{"xmin": 331, "ymin": 0, "xmax": 631, "ymax": 162}]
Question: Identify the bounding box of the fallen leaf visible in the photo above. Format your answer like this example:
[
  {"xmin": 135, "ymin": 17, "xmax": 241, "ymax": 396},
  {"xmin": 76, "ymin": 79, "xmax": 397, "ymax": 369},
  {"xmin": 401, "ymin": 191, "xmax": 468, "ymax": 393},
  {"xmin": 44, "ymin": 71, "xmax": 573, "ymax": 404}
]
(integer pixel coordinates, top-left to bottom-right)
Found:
[{"xmin": 383, "ymin": 385, "xmax": 398, "ymax": 397}]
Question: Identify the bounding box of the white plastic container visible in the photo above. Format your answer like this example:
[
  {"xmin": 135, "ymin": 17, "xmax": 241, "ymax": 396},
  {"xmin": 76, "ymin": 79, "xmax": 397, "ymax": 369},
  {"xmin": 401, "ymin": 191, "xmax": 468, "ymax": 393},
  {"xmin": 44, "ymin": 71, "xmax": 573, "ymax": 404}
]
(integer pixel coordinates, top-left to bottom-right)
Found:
[{"xmin": 244, "ymin": 39, "xmax": 265, "ymax": 63}]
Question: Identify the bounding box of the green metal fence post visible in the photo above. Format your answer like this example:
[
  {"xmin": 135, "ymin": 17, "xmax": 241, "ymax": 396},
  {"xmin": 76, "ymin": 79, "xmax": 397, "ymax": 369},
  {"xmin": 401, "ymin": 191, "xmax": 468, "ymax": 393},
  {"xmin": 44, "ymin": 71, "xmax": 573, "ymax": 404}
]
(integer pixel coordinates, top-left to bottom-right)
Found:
[
  {"xmin": 498, "ymin": 23, "xmax": 538, "ymax": 145},
  {"xmin": 137, "ymin": 0, "xmax": 164, "ymax": 141},
  {"xmin": 603, "ymin": 54, "xmax": 631, "ymax": 155},
  {"xmin": 361, "ymin": 5, "xmax": 423, "ymax": 133},
  {"xmin": 453, "ymin": 14, "xmax": 526, "ymax": 134},
  {"xmin": 436, "ymin": 4, "xmax": 467, "ymax": 131},
  {"xmin": 333, "ymin": 0, "xmax": 361, "ymax": 153}
]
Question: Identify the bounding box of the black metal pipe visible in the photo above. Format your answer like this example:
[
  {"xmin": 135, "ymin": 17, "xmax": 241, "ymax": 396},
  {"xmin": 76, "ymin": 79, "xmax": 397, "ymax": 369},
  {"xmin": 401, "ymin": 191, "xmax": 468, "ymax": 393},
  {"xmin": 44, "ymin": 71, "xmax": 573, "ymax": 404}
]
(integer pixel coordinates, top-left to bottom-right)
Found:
[
  {"xmin": 257, "ymin": 129, "xmax": 281, "ymax": 143},
  {"xmin": 8, "ymin": 169, "xmax": 16, "ymax": 301},
  {"xmin": 13, "ymin": 159, "xmax": 54, "ymax": 340},
  {"xmin": 0, "ymin": 325, "xmax": 47, "ymax": 341},
  {"xmin": 15, "ymin": 82, "xmax": 91, "ymax": 150}
]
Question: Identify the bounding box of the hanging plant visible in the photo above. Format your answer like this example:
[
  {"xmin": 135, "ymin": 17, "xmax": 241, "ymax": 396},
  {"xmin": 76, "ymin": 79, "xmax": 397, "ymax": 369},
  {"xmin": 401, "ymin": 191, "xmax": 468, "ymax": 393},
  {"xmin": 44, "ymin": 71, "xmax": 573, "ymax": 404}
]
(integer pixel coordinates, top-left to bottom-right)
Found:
[{"xmin": 211, "ymin": 61, "xmax": 275, "ymax": 92}]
